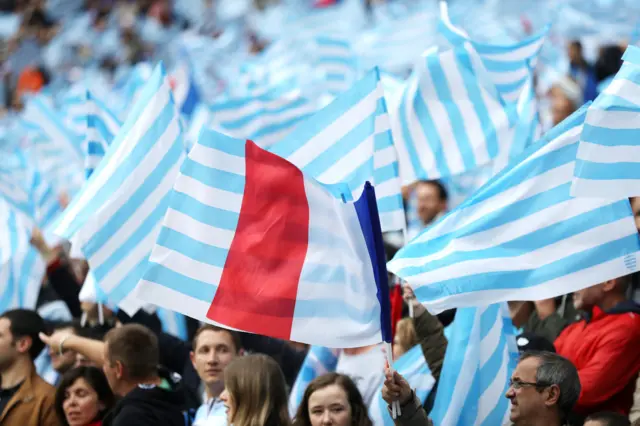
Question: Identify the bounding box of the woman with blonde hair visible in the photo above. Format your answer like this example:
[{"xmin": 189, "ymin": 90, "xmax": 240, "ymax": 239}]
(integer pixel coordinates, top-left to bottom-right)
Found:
[{"xmin": 221, "ymin": 354, "xmax": 291, "ymax": 426}]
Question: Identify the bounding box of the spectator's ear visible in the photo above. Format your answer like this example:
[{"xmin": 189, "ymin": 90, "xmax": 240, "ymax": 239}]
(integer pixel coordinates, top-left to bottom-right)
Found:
[
  {"xmin": 544, "ymin": 384, "xmax": 561, "ymax": 407},
  {"xmin": 15, "ymin": 335, "xmax": 32, "ymax": 355},
  {"xmin": 189, "ymin": 351, "xmax": 196, "ymax": 368}
]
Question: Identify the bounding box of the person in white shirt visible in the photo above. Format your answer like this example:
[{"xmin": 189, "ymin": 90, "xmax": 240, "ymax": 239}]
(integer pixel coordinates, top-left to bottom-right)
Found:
[{"xmin": 190, "ymin": 325, "xmax": 243, "ymax": 426}]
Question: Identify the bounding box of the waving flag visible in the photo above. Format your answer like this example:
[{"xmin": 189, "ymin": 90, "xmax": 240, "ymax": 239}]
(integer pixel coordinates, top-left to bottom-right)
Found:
[
  {"xmin": 0, "ymin": 200, "xmax": 45, "ymax": 313},
  {"xmin": 390, "ymin": 43, "xmax": 512, "ymax": 183},
  {"xmin": 208, "ymin": 80, "xmax": 316, "ymax": 148},
  {"xmin": 572, "ymin": 45, "xmax": 640, "ymax": 198},
  {"xmin": 269, "ymin": 68, "xmax": 405, "ymax": 232},
  {"xmin": 314, "ymin": 36, "xmax": 359, "ymax": 95},
  {"xmin": 430, "ymin": 303, "xmax": 518, "ymax": 426},
  {"xmin": 388, "ymin": 106, "xmax": 640, "ymax": 313},
  {"xmin": 369, "ymin": 344, "xmax": 436, "ymax": 426},
  {"xmin": 53, "ymin": 63, "xmax": 185, "ymax": 314},
  {"xmin": 357, "ymin": 6, "xmax": 437, "ymax": 75},
  {"xmin": 136, "ymin": 130, "xmax": 392, "ymax": 348},
  {"xmin": 22, "ymin": 94, "xmax": 84, "ymax": 167},
  {"xmin": 439, "ymin": 1, "xmax": 548, "ymax": 103},
  {"xmin": 288, "ymin": 346, "xmax": 340, "ymax": 417},
  {"xmin": 156, "ymin": 308, "xmax": 189, "ymax": 340},
  {"xmin": 170, "ymin": 63, "xmax": 201, "ymax": 119},
  {"xmin": 83, "ymin": 91, "xmax": 122, "ymax": 178}
]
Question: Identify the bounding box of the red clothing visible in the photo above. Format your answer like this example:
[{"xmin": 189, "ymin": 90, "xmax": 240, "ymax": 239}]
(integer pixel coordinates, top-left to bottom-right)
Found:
[{"xmin": 554, "ymin": 301, "xmax": 640, "ymax": 416}]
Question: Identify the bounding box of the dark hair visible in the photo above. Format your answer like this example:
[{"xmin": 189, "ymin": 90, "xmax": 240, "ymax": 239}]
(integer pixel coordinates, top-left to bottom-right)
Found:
[
  {"xmin": 585, "ymin": 412, "xmax": 631, "ymax": 426},
  {"xmin": 569, "ymin": 40, "xmax": 582, "ymax": 52},
  {"xmin": 46, "ymin": 319, "xmax": 81, "ymax": 335},
  {"xmin": 519, "ymin": 351, "xmax": 580, "ymax": 420},
  {"xmin": 293, "ymin": 373, "xmax": 372, "ymax": 426},
  {"xmin": 192, "ymin": 324, "xmax": 242, "ymax": 353},
  {"xmin": 77, "ymin": 323, "xmax": 114, "ymax": 341},
  {"xmin": 595, "ymin": 45, "xmax": 623, "ymax": 83},
  {"xmin": 0, "ymin": 309, "xmax": 46, "ymax": 360},
  {"xmin": 55, "ymin": 367, "xmax": 116, "ymax": 426},
  {"xmin": 104, "ymin": 324, "xmax": 159, "ymax": 380},
  {"xmin": 416, "ymin": 180, "xmax": 448, "ymax": 202}
]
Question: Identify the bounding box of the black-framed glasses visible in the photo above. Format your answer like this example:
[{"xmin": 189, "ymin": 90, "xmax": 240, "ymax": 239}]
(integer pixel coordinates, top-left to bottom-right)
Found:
[{"xmin": 508, "ymin": 379, "xmax": 551, "ymax": 390}]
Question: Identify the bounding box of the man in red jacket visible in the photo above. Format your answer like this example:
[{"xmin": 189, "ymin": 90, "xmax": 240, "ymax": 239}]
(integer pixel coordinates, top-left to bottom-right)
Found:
[{"xmin": 554, "ymin": 274, "xmax": 640, "ymax": 418}]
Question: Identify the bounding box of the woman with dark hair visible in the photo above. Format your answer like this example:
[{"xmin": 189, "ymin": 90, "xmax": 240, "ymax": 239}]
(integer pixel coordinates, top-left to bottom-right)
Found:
[
  {"xmin": 293, "ymin": 373, "xmax": 372, "ymax": 426},
  {"xmin": 55, "ymin": 367, "xmax": 116, "ymax": 426}
]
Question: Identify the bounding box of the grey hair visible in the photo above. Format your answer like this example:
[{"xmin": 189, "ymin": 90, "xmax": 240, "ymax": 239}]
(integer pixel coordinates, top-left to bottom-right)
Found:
[{"xmin": 519, "ymin": 351, "xmax": 581, "ymax": 418}]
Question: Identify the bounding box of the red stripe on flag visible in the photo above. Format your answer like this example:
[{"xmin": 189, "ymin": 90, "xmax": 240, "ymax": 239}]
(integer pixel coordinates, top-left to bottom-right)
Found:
[{"xmin": 206, "ymin": 140, "xmax": 310, "ymax": 340}]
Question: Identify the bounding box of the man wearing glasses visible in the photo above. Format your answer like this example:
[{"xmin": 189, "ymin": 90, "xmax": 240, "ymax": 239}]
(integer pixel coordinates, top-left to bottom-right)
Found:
[{"xmin": 506, "ymin": 351, "xmax": 581, "ymax": 426}]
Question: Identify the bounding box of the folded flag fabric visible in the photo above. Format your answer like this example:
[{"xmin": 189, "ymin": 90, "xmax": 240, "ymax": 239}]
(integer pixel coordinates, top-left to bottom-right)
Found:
[
  {"xmin": 388, "ymin": 105, "xmax": 640, "ymax": 314},
  {"xmin": 314, "ymin": 35, "xmax": 359, "ymax": 96},
  {"xmin": 438, "ymin": 1, "xmax": 548, "ymax": 103},
  {"xmin": 269, "ymin": 68, "xmax": 405, "ymax": 233},
  {"xmin": 136, "ymin": 130, "xmax": 392, "ymax": 348},
  {"xmin": 430, "ymin": 303, "xmax": 518, "ymax": 426},
  {"xmin": 170, "ymin": 63, "xmax": 201, "ymax": 119},
  {"xmin": 207, "ymin": 79, "xmax": 316, "ymax": 148},
  {"xmin": 0, "ymin": 200, "xmax": 45, "ymax": 313},
  {"xmin": 83, "ymin": 91, "xmax": 122, "ymax": 179},
  {"xmin": 288, "ymin": 346, "xmax": 340, "ymax": 417},
  {"xmin": 572, "ymin": 45, "xmax": 640, "ymax": 198},
  {"xmin": 22, "ymin": 94, "xmax": 84, "ymax": 167},
  {"xmin": 53, "ymin": 63, "xmax": 186, "ymax": 315},
  {"xmin": 156, "ymin": 308, "xmax": 189, "ymax": 341},
  {"xmin": 390, "ymin": 43, "xmax": 512, "ymax": 183},
  {"xmin": 369, "ymin": 344, "xmax": 436, "ymax": 426}
]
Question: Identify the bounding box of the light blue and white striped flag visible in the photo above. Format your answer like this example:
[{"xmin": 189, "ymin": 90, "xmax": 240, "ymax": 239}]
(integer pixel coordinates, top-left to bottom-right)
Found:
[
  {"xmin": 156, "ymin": 308, "xmax": 189, "ymax": 340},
  {"xmin": 388, "ymin": 105, "xmax": 640, "ymax": 314},
  {"xmin": 438, "ymin": 1, "xmax": 548, "ymax": 103},
  {"xmin": 0, "ymin": 200, "xmax": 45, "ymax": 313},
  {"xmin": 288, "ymin": 346, "xmax": 340, "ymax": 417},
  {"xmin": 53, "ymin": 63, "xmax": 186, "ymax": 315},
  {"xmin": 389, "ymin": 43, "xmax": 512, "ymax": 183},
  {"xmin": 572, "ymin": 45, "xmax": 640, "ymax": 198},
  {"xmin": 21, "ymin": 95, "xmax": 85, "ymax": 196},
  {"xmin": 22, "ymin": 94, "xmax": 84, "ymax": 168},
  {"xmin": 314, "ymin": 36, "xmax": 359, "ymax": 96},
  {"xmin": 207, "ymin": 80, "xmax": 316, "ymax": 148},
  {"xmin": 269, "ymin": 68, "xmax": 405, "ymax": 232},
  {"xmin": 83, "ymin": 91, "xmax": 123, "ymax": 178},
  {"xmin": 430, "ymin": 303, "xmax": 518, "ymax": 426},
  {"xmin": 369, "ymin": 344, "xmax": 436, "ymax": 426}
]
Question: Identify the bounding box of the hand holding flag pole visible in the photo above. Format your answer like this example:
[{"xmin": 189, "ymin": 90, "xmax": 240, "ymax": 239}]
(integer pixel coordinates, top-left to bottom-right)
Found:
[{"xmin": 359, "ymin": 182, "xmax": 401, "ymax": 418}]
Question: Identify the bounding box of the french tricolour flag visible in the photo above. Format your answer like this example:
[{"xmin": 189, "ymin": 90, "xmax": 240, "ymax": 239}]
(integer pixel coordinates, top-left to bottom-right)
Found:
[{"xmin": 136, "ymin": 129, "xmax": 392, "ymax": 348}]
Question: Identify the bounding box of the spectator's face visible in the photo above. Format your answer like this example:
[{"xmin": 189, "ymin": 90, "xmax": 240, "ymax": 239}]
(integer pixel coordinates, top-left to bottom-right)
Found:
[
  {"xmin": 75, "ymin": 353, "xmax": 95, "ymax": 368},
  {"xmin": 583, "ymin": 421, "xmax": 607, "ymax": 426},
  {"xmin": 49, "ymin": 327, "xmax": 76, "ymax": 374},
  {"xmin": 62, "ymin": 377, "xmax": 103, "ymax": 426},
  {"xmin": 102, "ymin": 344, "xmax": 123, "ymax": 395},
  {"xmin": 415, "ymin": 183, "xmax": 446, "ymax": 225},
  {"xmin": 308, "ymin": 384, "xmax": 352, "ymax": 426},
  {"xmin": 505, "ymin": 357, "xmax": 549, "ymax": 424},
  {"xmin": 630, "ymin": 198, "xmax": 640, "ymax": 232},
  {"xmin": 573, "ymin": 284, "xmax": 605, "ymax": 311},
  {"xmin": 551, "ymin": 96, "xmax": 576, "ymax": 126},
  {"xmin": 190, "ymin": 330, "xmax": 237, "ymax": 388},
  {"xmin": 568, "ymin": 44, "xmax": 581, "ymax": 64},
  {"xmin": 220, "ymin": 388, "xmax": 235, "ymax": 423},
  {"xmin": 0, "ymin": 318, "xmax": 18, "ymax": 371}
]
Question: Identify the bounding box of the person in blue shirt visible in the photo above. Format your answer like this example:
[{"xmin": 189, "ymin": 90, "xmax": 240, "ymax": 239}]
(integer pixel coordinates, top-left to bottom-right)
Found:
[{"xmin": 568, "ymin": 40, "xmax": 598, "ymax": 103}]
